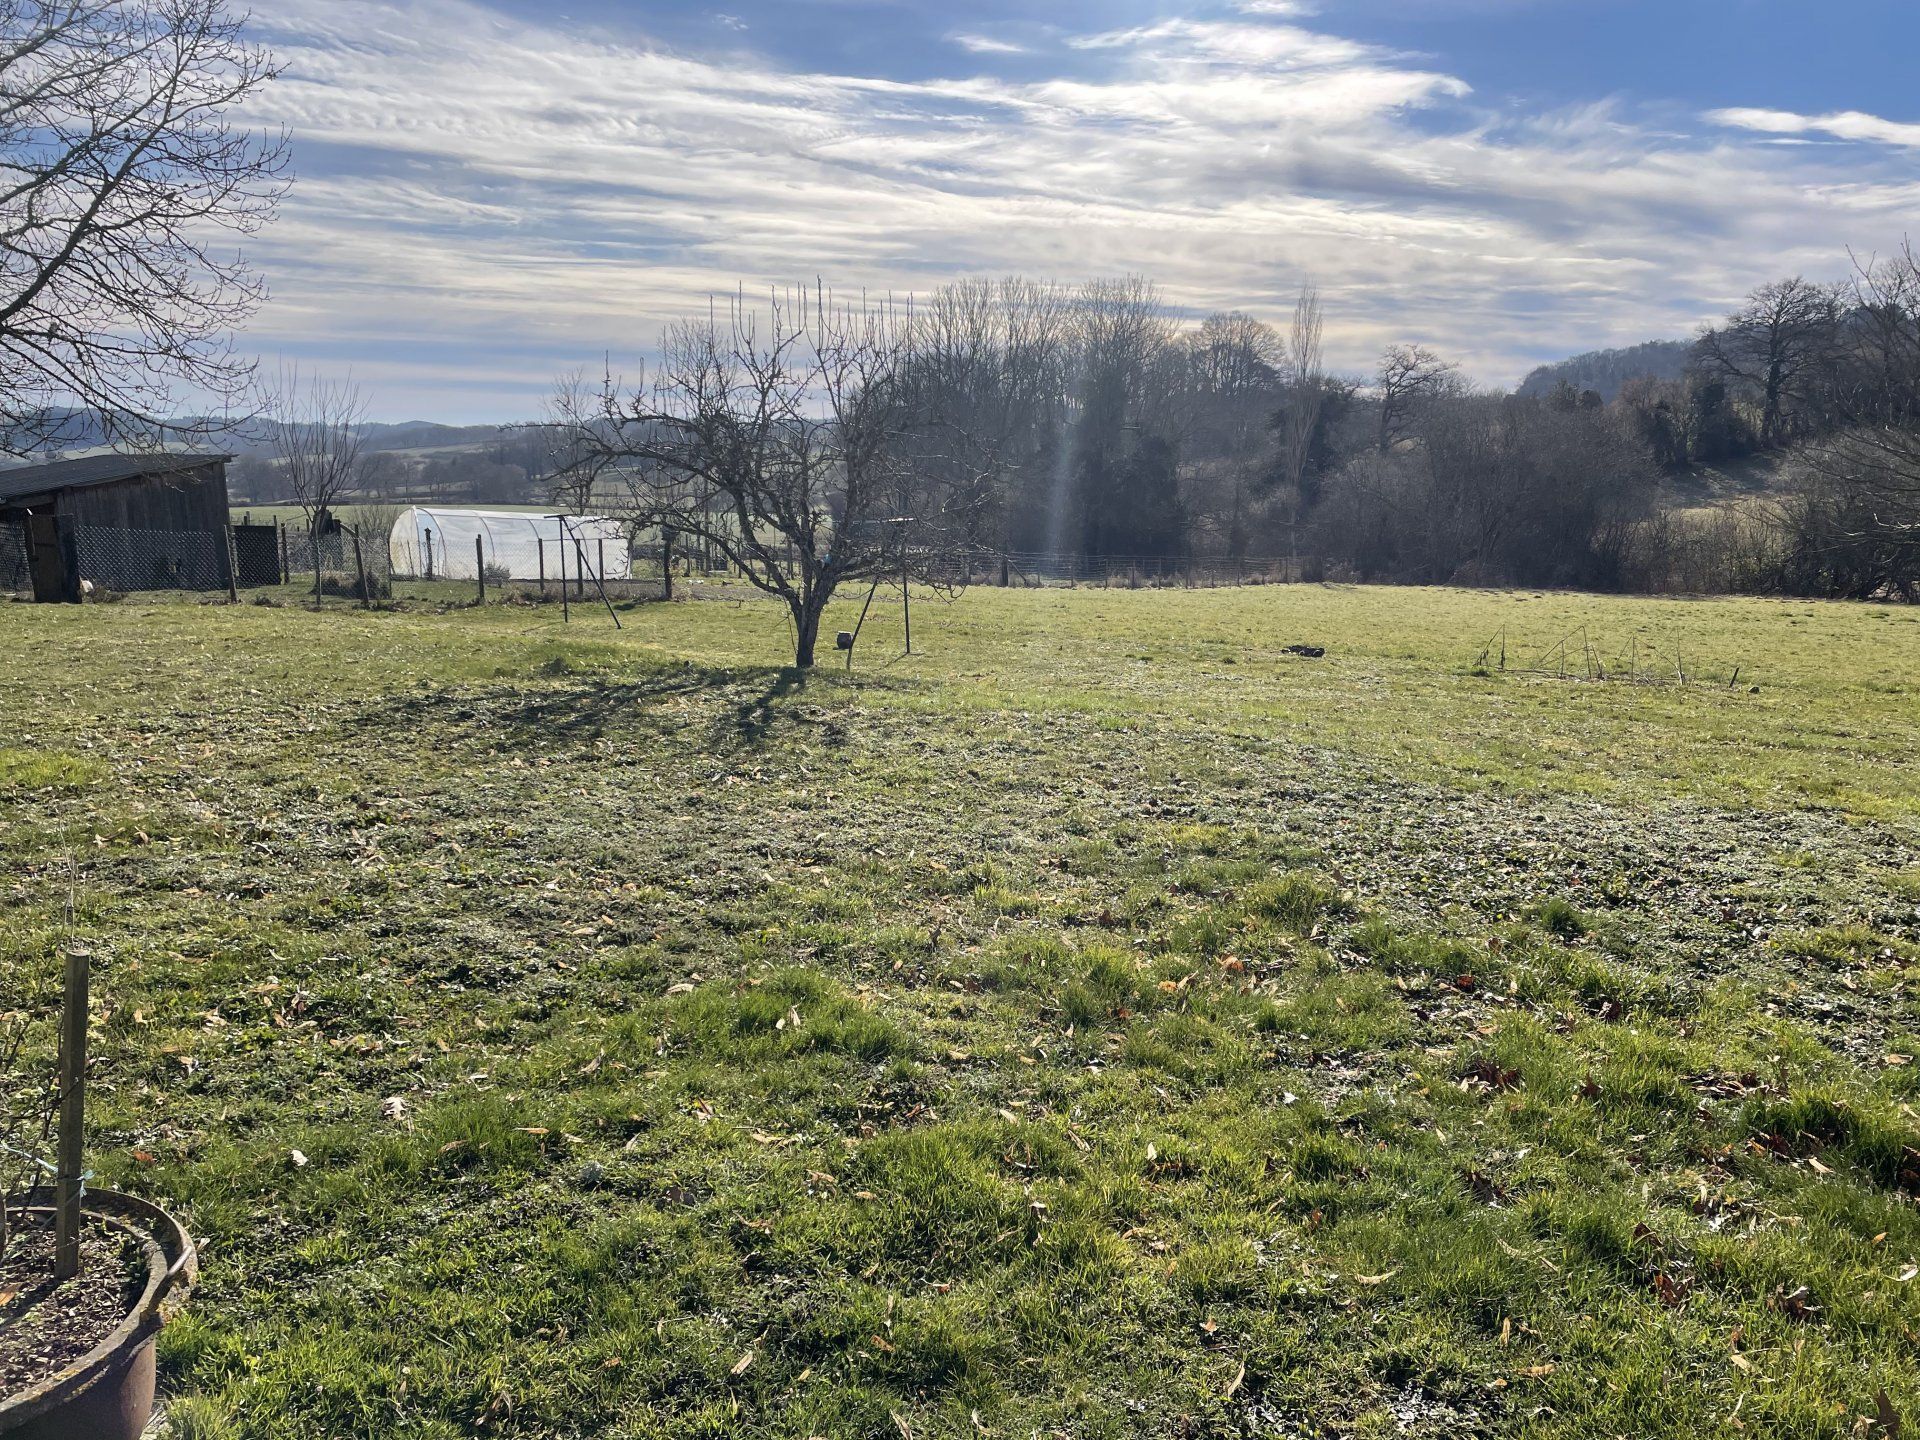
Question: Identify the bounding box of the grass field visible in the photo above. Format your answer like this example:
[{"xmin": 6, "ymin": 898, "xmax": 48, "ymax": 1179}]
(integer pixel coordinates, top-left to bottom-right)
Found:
[{"xmin": 2, "ymin": 582, "xmax": 1917, "ymax": 1439}]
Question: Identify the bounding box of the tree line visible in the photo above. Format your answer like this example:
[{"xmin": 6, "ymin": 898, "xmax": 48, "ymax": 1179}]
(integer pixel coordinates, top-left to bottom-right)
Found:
[{"xmin": 546, "ymin": 248, "xmax": 1920, "ymax": 662}]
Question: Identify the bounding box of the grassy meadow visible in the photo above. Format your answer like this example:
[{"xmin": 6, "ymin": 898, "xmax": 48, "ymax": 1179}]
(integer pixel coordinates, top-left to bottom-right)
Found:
[{"xmin": 1, "ymin": 581, "xmax": 1917, "ymax": 1438}]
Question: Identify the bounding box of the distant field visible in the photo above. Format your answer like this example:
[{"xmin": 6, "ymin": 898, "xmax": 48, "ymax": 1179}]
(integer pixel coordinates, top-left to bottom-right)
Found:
[
  {"xmin": 1, "ymin": 584, "xmax": 1915, "ymax": 1438},
  {"xmin": 231, "ymin": 500, "xmax": 562, "ymax": 528}
]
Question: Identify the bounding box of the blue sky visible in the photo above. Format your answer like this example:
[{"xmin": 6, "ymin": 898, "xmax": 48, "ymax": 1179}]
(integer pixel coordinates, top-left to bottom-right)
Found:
[{"xmin": 239, "ymin": 0, "xmax": 1920, "ymax": 421}]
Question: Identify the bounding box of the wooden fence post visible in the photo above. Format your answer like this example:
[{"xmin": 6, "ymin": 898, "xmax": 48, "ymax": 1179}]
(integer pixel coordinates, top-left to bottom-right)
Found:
[
  {"xmin": 537, "ymin": 538, "xmax": 545, "ymax": 593},
  {"xmin": 476, "ymin": 534, "xmax": 486, "ymax": 603},
  {"xmin": 52, "ymin": 943, "xmax": 88, "ymax": 1279},
  {"xmin": 352, "ymin": 531, "xmax": 371, "ymax": 609}
]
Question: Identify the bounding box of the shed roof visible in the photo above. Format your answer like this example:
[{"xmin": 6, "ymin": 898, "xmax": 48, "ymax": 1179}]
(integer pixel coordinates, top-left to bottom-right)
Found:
[{"xmin": 0, "ymin": 452, "xmax": 230, "ymax": 504}]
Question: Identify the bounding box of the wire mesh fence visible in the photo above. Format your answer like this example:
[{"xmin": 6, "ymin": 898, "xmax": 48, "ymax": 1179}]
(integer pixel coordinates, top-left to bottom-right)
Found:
[
  {"xmin": 71, "ymin": 523, "xmax": 230, "ymax": 595},
  {"xmin": 984, "ymin": 552, "xmax": 1301, "ymax": 587},
  {"xmin": 0, "ymin": 520, "xmax": 27, "ymax": 595},
  {"xmin": 4, "ymin": 514, "xmax": 1303, "ymax": 607},
  {"xmin": 276, "ymin": 521, "xmax": 394, "ymax": 598}
]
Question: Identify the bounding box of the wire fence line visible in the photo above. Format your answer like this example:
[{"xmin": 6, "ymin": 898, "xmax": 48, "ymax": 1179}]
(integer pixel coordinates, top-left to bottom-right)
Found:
[
  {"xmin": 0, "ymin": 520, "xmax": 27, "ymax": 594},
  {"xmin": 1, "ymin": 512, "xmax": 1306, "ymax": 603}
]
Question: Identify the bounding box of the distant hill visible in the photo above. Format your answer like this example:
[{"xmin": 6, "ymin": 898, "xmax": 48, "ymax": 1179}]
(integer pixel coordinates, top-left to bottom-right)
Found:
[
  {"xmin": 0, "ymin": 411, "xmax": 527, "ymax": 463},
  {"xmin": 1517, "ymin": 340, "xmax": 1694, "ymax": 403}
]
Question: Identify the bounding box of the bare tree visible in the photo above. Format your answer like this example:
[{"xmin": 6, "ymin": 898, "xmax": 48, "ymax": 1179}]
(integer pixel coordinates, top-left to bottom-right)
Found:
[
  {"xmin": 905, "ymin": 276, "xmax": 1069, "ymax": 554},
  {"xmin": 1184, "ymin": 311, "xmax": 1281, "ymax": 558},
  {"xmin": 1693, "ymin": 277, "xmax": 1842, "ymax": 448},
  {"xmin": 270, "ymin": 366, "xmax": 367, "ymax": 603},
  {"xmin": 1274, "ymin": 287, "xmax": 1325, "ymax": 571},
  {"xmin": 0, "ymin": 0, "xmax": 288, "ymax": 451},
  {"xmin": 553, "ymin": 289, "xmax": 992, "ymax": 668},
  {"xmin": 1375, "ymin": 343, "xmax": 1460, "ymax": 452}
]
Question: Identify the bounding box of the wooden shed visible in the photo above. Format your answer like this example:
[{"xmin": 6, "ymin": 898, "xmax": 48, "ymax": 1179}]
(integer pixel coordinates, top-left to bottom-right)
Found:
[{"xmin": 0, "ymin": 452, "xmax": 233, "ymax": 601}]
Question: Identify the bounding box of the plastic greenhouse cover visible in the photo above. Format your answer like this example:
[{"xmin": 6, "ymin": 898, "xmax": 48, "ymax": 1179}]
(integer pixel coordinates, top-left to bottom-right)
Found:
[{"xmin": 389, "ymin": 508, "xmax": 633, "ymax": 581}]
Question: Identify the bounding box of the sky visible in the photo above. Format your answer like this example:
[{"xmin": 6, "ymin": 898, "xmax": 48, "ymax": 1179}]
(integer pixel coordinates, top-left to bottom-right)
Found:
[{"xmin": 237, "ymin": 0, "xmax": 1920, "ymax": 422}]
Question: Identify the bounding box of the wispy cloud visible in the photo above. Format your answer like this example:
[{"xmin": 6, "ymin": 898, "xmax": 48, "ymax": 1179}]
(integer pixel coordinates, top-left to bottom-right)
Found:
[
  {"xmin": 234, "ymin": 0, "xmax": 1916, "ymax": 418},
  {"xmin": 1710, "ymin": 106, "xmax": 1920, "ymax": 150},
  {"xmin": 950, "ymin": 33, "xmax": 1028, "ymax": 56}
]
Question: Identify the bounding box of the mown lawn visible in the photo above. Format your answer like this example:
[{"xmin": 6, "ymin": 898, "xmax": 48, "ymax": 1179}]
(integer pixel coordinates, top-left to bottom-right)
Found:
[{"xmin": 1, "ymin": 582, "xmax": 1917, "ymax": 1439}]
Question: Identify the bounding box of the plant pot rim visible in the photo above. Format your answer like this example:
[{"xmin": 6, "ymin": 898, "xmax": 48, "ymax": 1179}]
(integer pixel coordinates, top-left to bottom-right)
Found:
[{"xmin": 0, "ymin": 1188, "xmax": 196, "ymax": 1432}]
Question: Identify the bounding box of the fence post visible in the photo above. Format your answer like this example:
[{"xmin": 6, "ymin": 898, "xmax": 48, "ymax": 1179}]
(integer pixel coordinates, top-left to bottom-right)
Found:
[
  {"xmin": 278, "ymin": 521, "xmax": 289, "ymax": 585},
  {"xmin": 557, "ymin": 524, "xmax": 570, "ymax": 623},
  {"xmin": 476, "ymin": 534, "xmax": 486, "ymax": 603},
  {"xmin": 223, "ymin": 524, "xmax": 240, "ymax": 603},
  {"xmin": 352, "ymin": 531, "xmax": 371, "ymax": 609},
  {"xmin": 575, "ymin": 540, "xmax": 585, "ymax": 599},
  {"xmin": 52, "ymin": 943, "xmax": 88, "ymax": 1278},
  {"xmin": 424, "ymin": 529, "xmax": 435, "ymax": 580},
  {"xmin": 597, "ymin": 537, "xmax": 605, "ymax": 589},
  {"xmin": 537, "ymin": 537, "xmax": 545, "ymax": 593}
]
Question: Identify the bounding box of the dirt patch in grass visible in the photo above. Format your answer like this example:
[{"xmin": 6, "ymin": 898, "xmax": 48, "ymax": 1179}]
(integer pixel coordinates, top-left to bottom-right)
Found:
[{"xmin": 0, "ymin": 1213, "xmax": 147, "ymax": 1395}]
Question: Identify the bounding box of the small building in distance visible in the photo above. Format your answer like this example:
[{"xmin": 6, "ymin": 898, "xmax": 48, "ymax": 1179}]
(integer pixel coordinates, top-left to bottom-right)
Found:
[{"xmin": 0, "ymin": 452, "xmax": 234, "ymax": 601}]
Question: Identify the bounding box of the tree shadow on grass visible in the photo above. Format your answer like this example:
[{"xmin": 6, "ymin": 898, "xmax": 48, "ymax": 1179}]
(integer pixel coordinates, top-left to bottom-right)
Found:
[{"xmin": 355, "ymin": 658, "xmax": 898, "ymax": 755}]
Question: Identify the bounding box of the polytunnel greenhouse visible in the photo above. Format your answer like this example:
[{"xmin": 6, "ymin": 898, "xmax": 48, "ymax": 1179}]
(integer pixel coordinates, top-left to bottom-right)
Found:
[{"xmin": 388, "ymin": 508, "xmax": 633, "ymax": 581}]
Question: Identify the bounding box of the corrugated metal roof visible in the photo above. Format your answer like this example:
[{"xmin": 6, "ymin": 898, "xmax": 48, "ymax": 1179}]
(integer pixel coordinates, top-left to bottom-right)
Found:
[{"xmin": 0, "ymin": 452, "xmax": 230, "ymax": 503}]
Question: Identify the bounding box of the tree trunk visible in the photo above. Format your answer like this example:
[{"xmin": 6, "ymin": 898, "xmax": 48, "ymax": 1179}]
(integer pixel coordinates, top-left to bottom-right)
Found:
[{"xmin": 792, "ymin": 596, "xmax": 823, "ymax": 669}]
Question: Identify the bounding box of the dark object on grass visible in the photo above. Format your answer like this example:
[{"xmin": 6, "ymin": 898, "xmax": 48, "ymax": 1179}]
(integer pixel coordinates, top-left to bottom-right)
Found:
[
  {"xmin": 1282, "ymin": 645, "xmax": 1326, "ymax": 658},
  {"xmin": 835, "ymin": 631, "xmax": 855, "ymax": 651},
  {"xmin": 0, "ymin": 1190, "xmax": 196, "ymax": 1440}
]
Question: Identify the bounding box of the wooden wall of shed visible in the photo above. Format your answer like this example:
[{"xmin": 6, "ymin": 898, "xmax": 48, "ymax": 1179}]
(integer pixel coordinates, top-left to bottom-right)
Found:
[{"xmin": 56, "ymin": 464, "xmax": 231, "ymax": 534}]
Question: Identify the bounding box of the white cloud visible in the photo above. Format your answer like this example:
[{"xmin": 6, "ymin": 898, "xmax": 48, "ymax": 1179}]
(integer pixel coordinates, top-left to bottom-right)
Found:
[
  {"xmin": 233, "ymin": 0, "xmax": 1918, "ymax": 417},
  {"xmin": 950, "ymin": 33, "xmax": 1028, "ymax": 55},
  {"xmin": 1710, "ymin": 107, "xmax": 1920, "ymax": 150}
]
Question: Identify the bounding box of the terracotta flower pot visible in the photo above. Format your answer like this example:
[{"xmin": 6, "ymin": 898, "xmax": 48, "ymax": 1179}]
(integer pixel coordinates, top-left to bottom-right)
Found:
[{"xmin": 0, "ymin": 1190, "xmax": 196, "ymax": 1440}]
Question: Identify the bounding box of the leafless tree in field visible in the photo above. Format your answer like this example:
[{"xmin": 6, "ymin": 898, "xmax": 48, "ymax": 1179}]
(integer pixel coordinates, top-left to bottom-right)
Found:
[
  {"xmin": 1374, "ymin": 343, "xmax": 1459, "ymax": 452},
  {"xmin": 0, "ymin": 0, "xmax": 287, "ymax": 452},
  {"xmin": 270, "ymin": 366, "xmax": 367, "ymax": 604},
  {"xmin": 552, "ymin": 289, "xmax": 998, "ymax": 668},
  {"xmin": 1693, "ymin": 276, "xmax": 1842, "ymax": 448}
]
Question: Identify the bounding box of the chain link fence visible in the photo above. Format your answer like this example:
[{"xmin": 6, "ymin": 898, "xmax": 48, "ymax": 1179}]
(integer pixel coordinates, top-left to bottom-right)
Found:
[
  {"xmin": 275, "ymin": 521, "xmax": 394, "ymax": 598},
  {"xmin": 70, "ymin": 523, "xmax": 231, "ymax": 594},
  {"xmin": 0, "ymin": 520, "xmax": 27, "ymax": 596}
]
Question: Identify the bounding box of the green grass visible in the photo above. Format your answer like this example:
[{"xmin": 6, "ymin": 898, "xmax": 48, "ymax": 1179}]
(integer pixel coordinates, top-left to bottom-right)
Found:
[{"xmin": 2, "ymin": 582, "xmax": 1917, "ymax": 1439}]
